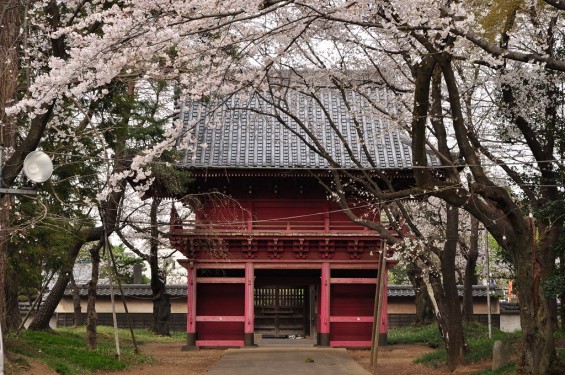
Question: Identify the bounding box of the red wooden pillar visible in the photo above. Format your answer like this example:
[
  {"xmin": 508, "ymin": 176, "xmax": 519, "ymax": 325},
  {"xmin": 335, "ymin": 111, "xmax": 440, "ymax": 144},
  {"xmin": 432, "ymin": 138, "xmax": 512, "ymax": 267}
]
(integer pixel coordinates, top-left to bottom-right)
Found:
[
  {"xmin": 183, "ymin": 265, "xmax": 197, "ymax": 349},
  {"xmin": 244, "ymin": 262, "xmax": 255, "ymax": 346},
  {"xmin": 319, "ymin": 262, "xmax": 331, "ymax": 346},
  {"xmin": 379, "ymin": 261, "xmax": 389, "ymax": 345}
]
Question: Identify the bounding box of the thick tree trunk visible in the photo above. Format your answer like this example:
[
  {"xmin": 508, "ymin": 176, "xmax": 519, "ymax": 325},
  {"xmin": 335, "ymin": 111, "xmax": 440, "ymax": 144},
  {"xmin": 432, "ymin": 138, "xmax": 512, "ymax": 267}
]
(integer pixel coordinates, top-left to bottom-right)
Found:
[
  {"xmin": 513, "ymin": 220, "xmax": 558, "ymax": 374},
  {"xmin": 0, "ymin": 203, "xmax": 9, "ymax": 335},
  {"xmin": 149, "ymin": 198, "xmax": 170, "ymax": 336},
  {"xmin": 440, "ymin": 205, "xmax": 465, "ymax": 371},
  {"xmin": 561, "ymin": 252, "xmax": 565, "ymax": 334},
  {"xmin": 462, "ymin": 217, "xmax": 479, "ymax": 322},
  {"xmin": 86, "ymin": 245, "xmax": 100, "ymax": 350},
  {"xmin": 406, "ymin": 261, "xmax": 434, "ymax": 325},
  {"xmin": 5, "ymin": 268, "xmax": 22, "ymax": 331},
  {"xmin": 416, "ymin": 205, "xmax": 466, "ymax": 371},
  {"xmin": 152, "ymin": 287, "xmax": 171, "ymax": 336},
  {"xmin": 0, "ymin": 0, "xmax": 21, "ymax": 335}
]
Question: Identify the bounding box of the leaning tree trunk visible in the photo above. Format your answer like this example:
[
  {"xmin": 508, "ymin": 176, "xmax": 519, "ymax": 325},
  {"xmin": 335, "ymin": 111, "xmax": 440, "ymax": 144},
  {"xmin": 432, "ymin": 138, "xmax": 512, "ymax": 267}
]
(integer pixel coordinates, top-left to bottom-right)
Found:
[
  {"xmin": 462, "ymin": 217, "xmax": 479, "ymax": 322},
  {"xmin": 28, "ymin": 239, "xmax": 98, "ymax": 330},
  {"xmin": 29, "ymin": 186, "xmax": 124, "ymax": 330},
  {"xmin": 86, "ymin": 245, "xmax": 101, "ymax": 350},
  {"xmin": 149, "ymin": 198, "xmax": 170, "ymax": 335}
]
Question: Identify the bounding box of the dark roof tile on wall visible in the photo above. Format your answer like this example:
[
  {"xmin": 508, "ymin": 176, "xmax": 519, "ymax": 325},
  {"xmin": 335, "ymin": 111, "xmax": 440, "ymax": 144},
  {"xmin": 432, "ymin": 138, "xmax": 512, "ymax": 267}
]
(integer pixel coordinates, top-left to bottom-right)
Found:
[
  {"xmin": 65, "ymin": 284, "xmax": 187, "ymax": 297},
  {"xmin": 178, "ymin": 89, "xmax": 439, "ymax": 170},
  {"xmin": 388, "ymin": 285, "xmax": 496, "ymax": 298},
  {"xmin": 65, "ymin": 284, "xmax": 493, "ymax": 298}
]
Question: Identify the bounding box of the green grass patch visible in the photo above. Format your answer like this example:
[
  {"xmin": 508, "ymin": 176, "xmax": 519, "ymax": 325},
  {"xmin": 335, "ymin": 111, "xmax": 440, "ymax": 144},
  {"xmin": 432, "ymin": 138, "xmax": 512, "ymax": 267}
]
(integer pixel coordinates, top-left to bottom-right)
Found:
[
  {"xmin": 388, "ymin": 323, "xmax": 444, "ymax": 348},
  {"xmin": 6, "ymin": 326, "xmax": 185, "ymax": 375},
  {"xmin": 470, "ymin": 363, "xmax": 517, "ymax": 375},
  {"xmin": 389, "ymin": 322, "xmax": 522, "ymax": 371}
]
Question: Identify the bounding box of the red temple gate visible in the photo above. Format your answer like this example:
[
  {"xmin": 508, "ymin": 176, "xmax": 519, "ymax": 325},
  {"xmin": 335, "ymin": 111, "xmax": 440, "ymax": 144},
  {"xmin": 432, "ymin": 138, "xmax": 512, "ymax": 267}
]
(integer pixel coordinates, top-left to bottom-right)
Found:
[
  {"xmin": 168, "ymin": 86, "xmax": 427, "ymax": 348},
  {"xmin": 169, "ymin": 172, "xmax": 395, "ymax": 348}
]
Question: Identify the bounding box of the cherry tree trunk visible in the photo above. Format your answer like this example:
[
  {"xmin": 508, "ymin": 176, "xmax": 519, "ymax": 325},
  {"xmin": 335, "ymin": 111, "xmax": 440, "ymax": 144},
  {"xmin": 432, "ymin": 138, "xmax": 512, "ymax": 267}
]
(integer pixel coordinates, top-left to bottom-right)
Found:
[
  {"xmin": 513, "ymin": 222, "xmax": 558, "ymax": 374},
  {"xmin": 420, "ymin": 205, "xmax": 466, "ymax": 371},
  {"xmin": 152, "ymin": 285, "xmax": 171, "ymax": 336},
  {"xmin": 0, "ymin": 0, "xmax": 20, "ymax": 335},
  {"xmin": 150, "ymin": 198, "xmax": 170, "ymax": 336},
  {"xmin": 462, "ymin": 217, "xmax": 479, "ymax": 322},
  {"xmin": 440, "ymin": 205, "xmax": 465, "ymax": 371},
  {"xmin": 406, "ymin": 261, "xmax": 434, "ymax": 325}
]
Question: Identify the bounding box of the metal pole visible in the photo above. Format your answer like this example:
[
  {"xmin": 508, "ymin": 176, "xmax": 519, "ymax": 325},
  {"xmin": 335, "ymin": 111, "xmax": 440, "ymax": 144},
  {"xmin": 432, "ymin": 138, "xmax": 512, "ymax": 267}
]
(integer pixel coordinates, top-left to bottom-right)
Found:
[{"xmin": 485, "ymin": 228, "xmax": 492, "ymax": 339}]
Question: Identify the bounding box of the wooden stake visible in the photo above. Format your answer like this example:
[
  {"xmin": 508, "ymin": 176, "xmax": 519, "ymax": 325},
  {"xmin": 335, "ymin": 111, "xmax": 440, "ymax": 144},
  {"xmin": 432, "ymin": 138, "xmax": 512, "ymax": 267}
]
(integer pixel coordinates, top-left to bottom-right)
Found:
[{"xmin": 371, "ymin": 242, "xmax": 387, "ymax": 368}]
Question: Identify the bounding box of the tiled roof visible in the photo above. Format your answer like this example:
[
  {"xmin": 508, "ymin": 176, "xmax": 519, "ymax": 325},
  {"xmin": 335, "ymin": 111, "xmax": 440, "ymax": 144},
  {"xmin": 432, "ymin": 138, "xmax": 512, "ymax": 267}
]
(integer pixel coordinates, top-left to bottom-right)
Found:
[
  {"xmin": 388, "ymin": 285, "xmax": 495, "ymax": 298},
  {"xmin": 499, "ymin": 301, "xmax": 520, "ymax": 311},
  {"xmin": 65, "ymin": 284, "xmax": 187, "ymax": 297},
  {"xmin": 178, "ymin": 89, "xmax": 439, "ymax": 170},
  {"xmin": 65, "ymin": 284, "xmax": 492, "ymax": 298}
]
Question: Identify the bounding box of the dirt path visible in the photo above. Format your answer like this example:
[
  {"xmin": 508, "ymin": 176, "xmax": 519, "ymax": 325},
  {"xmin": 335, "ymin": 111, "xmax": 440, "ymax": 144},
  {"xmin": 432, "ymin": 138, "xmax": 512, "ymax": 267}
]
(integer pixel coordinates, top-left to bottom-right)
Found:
[
  {"xmin": 350, "ymin": 345, "xmax": 492, "ymax": 374},
  {"xmin": 97, "ymin": 343, "xmax": 225, "ymax": 375},
  {"xmin": 14, "ymin": 342, "xmax": 492, "ymax": 375}
]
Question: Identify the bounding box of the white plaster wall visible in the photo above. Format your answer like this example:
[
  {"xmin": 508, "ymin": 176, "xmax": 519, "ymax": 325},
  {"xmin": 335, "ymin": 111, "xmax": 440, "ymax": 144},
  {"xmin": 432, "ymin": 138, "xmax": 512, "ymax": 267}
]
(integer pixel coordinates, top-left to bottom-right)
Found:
[
  {"xmin": 500, "ymin": 314, "xmax": 521, "ymax": 332},
  {"xmin": 56, "ymin": 297, "xmax": 187, "ymax": 314}
]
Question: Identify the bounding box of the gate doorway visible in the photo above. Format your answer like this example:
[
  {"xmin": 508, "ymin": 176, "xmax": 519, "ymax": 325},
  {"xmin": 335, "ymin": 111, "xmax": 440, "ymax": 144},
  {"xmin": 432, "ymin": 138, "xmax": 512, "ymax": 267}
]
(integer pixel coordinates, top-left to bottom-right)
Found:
[{"xmin": 255, "ymin": 286, "xmax": 308, "ymax": 337}]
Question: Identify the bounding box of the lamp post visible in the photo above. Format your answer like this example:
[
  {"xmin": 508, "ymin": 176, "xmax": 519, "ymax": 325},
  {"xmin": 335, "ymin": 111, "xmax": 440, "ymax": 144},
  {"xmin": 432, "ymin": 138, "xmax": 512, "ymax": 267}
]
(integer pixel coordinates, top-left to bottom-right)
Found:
[{"xmin": 0, "ymin": 146, "xmax": 53, "ymax": 374}]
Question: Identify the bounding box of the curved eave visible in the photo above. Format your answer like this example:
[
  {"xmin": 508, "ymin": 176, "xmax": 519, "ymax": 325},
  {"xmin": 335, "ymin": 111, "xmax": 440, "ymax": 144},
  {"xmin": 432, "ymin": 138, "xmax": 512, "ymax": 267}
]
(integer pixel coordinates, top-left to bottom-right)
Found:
[{"xmin": 177, "ymin": 165, "xmax": 421, "ymax": 178}]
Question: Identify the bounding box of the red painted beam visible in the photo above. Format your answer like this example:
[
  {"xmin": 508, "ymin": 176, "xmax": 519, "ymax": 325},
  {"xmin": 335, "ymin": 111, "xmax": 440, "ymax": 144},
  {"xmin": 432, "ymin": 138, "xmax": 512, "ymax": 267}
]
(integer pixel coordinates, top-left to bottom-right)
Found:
[
  {"xmin": 196, "ymin": 277, "xmax": 245, "ymax": 284},
  {"xmin": 187, "ymin": 267, "xmax": 197, "ymax": 334},
  {"xmin": 319, "ymin": 262, "xmax": 330, "ymax": 335},
  {"xmin": 192, "ymin": 260, "xmax": 381, "ymax": 269},
  {"xmin": 195, "ymin": 263, "xmax": 246, "ymax": 269},
  {"xmin": 254, "ymin": 263, "xmax": 322, "ymax": 269},
  {"xmin": 244, "ymin": 262, "xmax": 254, "ymax": 334},
  {"xmin": 329, "ymin": 316, "xmax": 373, "ymax": 323},
  {"xmin": 330, "ymin": 278, "xmax": 378, "ymax": 284},
  {"xmin": 195, "ymin": 316, "xmax": 245, "ymax": 322},
  {"xmin": 196, "ymin": 340, "xmax": 245, "ymax": 347},
  {"xmin": 330, "ymin": 341, "xmax": 371, "ymax": 348}
]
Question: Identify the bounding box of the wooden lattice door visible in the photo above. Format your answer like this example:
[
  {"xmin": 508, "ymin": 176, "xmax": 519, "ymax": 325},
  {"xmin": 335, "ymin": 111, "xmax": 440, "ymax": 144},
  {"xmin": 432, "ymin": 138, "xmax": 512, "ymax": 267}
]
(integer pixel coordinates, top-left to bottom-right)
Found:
[{"xmin": 254, "ymin": 286, "xmax": 306, "ymax": 337}]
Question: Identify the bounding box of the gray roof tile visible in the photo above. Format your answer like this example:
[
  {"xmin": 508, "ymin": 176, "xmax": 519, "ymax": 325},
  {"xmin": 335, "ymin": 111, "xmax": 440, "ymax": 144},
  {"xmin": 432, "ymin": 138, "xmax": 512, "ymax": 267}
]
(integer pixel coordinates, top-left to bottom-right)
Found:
[
  {"xmin": 64, "ymin": 284, "xmax": 187, "ymax": 297},
  {"xmin": 388, "ymin": 285, "xmax": 495, "ymax": 298},
  {"xmin": 178, "ymin": 88, "xmax": 437, "ymax": 170},
  {"xmin": 65, "ymin": 284, "xmax": 492, "ymax": 298}
]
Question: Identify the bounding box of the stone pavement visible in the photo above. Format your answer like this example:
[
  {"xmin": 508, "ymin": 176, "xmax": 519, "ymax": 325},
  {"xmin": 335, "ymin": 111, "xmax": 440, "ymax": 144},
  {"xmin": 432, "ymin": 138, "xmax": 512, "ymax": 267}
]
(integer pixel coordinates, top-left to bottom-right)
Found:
[{"xmin": 206, "ymin": 347, "xmax": 371, "ymax": 375}]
